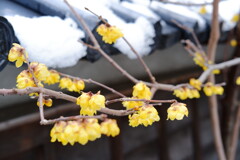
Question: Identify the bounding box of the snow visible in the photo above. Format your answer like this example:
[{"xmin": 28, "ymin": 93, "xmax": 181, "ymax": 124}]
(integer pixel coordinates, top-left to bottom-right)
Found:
[
  {"xmin": 68, "ymin": 0, "xmax": 156, "ymax": 59},
  {"xmin": 114, "ymin": 17, "xmax": 155, "ymax": 59},
  {"xmin": 6, "ymin": 15, "xmax": 86, "ymax": 68}
]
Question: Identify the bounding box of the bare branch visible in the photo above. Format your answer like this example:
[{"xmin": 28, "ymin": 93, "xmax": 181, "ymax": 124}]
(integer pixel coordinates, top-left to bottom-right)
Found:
[
  {"xmin": 41, "ymin": 114, "xmax": 107, "ymax": 125},
  {"xmin": 198, "ymin": 58, "xmax": 240, "ymax": 82},
  {"xmin": 0, "ymin": 87, "xmax": 134, "ymax": 116}
]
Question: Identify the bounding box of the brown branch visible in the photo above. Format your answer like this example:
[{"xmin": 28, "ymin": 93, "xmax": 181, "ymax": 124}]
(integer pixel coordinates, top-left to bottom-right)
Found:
[
  {"xmin": 106, "ymin": 98, "xmax": 177, "ymax": 105},
  {"xmin": 0, "ymin": 87, "xmax": 134, "ymax": 116},
  {"xmin": 64, "ymin": 0, "xmax": 138, "ymax": 84},
  {"xmin": 38, "ymin": 92, "xmax": 47, "ymax": 124},
  {"xmin": 227, "ymin": 103, "xmax": 240, "ymax": 160},
  {"xmin": 122, "ymin": 37, "xmax": 157, "ymax": 83},
  {"xmin": 58, "ymin": 72, "xmax": 126, "ymax": 98},
  {"xmin": 207, "ymin": 0, "xmax": 226, "ymax": 160},
  {"xmin": 172, "ymin": 21, "xmax": 203, "ymax": 51},
  {"xmin": 198, "ymin": 58, "xmax": 240, "ymax": 82},
  {"xmin": 41, "ymin": 114, "xmax": 107, "ymax": 125}
]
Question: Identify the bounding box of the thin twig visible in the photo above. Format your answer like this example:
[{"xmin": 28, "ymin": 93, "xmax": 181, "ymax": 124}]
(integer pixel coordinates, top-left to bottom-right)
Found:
[
  {"xmin": 122, "ymin": 37, "xmax": 157, "ymax": 83},
  {"xmin": 198, "ymin": 58, "xmax": 240, "ymax": 82},
  {"xmin": 64, "ymin": 0, "xmax": 138, "ymax": 84},
  {"xmin": 0, "ymin": 87, "xmax": 134, "ymax": 116},
  {"xmin": 41, "ymin": 114, "xmax": 107, "ymax": 125},
  {"xmin": 58, "ymin": 72, "xmax": 126, "ymax": 98},
  {"xmin": 106, "ymin": 98, "xmax": 177, "ymax": 105},
  {"xmin": 172, "ymin": 20, "xmax": 203, "ymax": 51}
]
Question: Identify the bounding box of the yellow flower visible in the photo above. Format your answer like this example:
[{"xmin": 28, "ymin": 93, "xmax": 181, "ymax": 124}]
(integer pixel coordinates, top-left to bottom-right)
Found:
[
  {"xmin": 230, "ymin": 39, "xmax": 238, "ymax": 47},
  {"xmin": 101, "ymin": 119, "xmax": 120, "ymax": 137},
  {"xmin": 59, "ymin": 77, "xmax": 85, "ymax": 92},
  {"xmin": 77, "ymin": 92, "xmax": 106, "ymax": 116},
  {"xmin": 231, "ymin": 14, "xmax": 239, "ymax": 22},
  {"xmin": 189, "ymin": 78, "xmax": 202, "ymax": 90},
  {"xmin": 37, "ymin": 98, "xmax": 53, "ymax": 107},
  {"xmin": 133, "ymin": 82, "xmax": 152, "ymax": 100},
  {"xmin": 8, "ymin": 43, "xmax": 28, "ymax": 68},
  {"xmin": 122, "ymin": 98, "xmax": 144, "ymax": 110},
  {"xmin": 44, "ymin": 70, "xmax": 60, "ymax": 85},
  {"xmin": 173, "ymin": 87, "xmax": 200, "ymax": 100},
  {"xmin": 50, "ymin": 119, "xmax": 101, "ymax": 146},
  {"xmin": 16, "ymin": 70, "xmax": 36, "ymax": 89},
  {"xmin": 193, "ymin": 52, "xmax": 206, "ymax": 69},
  {"xmin": 89, "ymin": 93, "xmax": 106, "ymax": 110},
  {"xmin": 59, "ymin": 77, "xmax": 73, "ymax": 90},
  {"xmin": 68, "ymin": 79, "xmax": 85, "ymax": 92},
  {"xmin": 199, "ymin": 5, "xmax": 207, "ymax": 14},
  {"xmin": 236, "ymin": 77, "xmax": 240, "ymax": 85},
  {"xmin": 203, "ymin": 82, "xmax": 224, "ymax": 96},
  {"xmin": 129, "ymin": 105, "xmax": 160, "ymax": 127},
  {"xmin": 167, "ymin": 103, "xmax": 188, "ymax": 121},
  {"xmin": 96, "ymin": 24, "xmax": 123, "ymax": 44},
  {"xmin": 85, "ymin": 119, "xmax": 101, "ymax": 141},
  {"xmin": 29, "ymin": 62, "xmax": 50, "ymax": 82}
]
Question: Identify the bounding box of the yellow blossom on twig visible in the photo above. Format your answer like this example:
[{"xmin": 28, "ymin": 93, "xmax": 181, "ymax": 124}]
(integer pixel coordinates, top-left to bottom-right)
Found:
[
  {"xmin": 101, "ymin": 119, "xmax": 120, "ymax": 137},
  {"xmin": 8, "ymin": 43, "xmax": 28, "ymax": 68},
  {"xmin": 129, "ymin": 105, "xmax": 160, "ymax": 127},
  {"xmin": 189, "ymin": 78, "xmax": 202, "ymax": 90},
  {"xmin": 167, "ymin": 102, "xmax": 188, "ymax": 121},
  {"xmin": 44, "ymin": 70, "xmax": 60, "ymax": 85},
  {"xmin": 133, "ymin": 82, "xmax": 152, "ymax": 100},
  {"xmin": 96, "ymin": 24, "xmax": 123, "ymax": 44},
  {"xmin": 173, "ymin": 87, "xmax": 200, "ymax": 100},
  {"xmin": 37, "ymin": 98, "xmax": 53, "ymax": 107},
  {"xmin": 76, "ymin": 92, "xmax": 106, "ymax": 116},
  {"xmin": 50, "ymin": 119, "xmax": 101, "ymax": 146},
  {"xmin": 122, "ymin": 97, "xmax": 144, "ymax": 110},
  {"xmin": 203, "ymin": 82, "xmax": 224, "ymax": 96}
]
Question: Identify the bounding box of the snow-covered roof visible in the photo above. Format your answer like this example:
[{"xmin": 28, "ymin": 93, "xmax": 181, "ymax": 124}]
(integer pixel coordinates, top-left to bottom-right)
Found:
[{"xmin": 0, "ymin": 0, "xmax": 239, "ymax": 69}]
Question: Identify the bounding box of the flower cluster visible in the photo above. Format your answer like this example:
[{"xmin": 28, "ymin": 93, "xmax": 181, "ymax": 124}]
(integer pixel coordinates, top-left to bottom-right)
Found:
[
  {"xmin": 189, "ymin": 78, "xmax": 202, "ymax": 90},
  {"xmin": 16, "ymin": 70, "xmax": 37, "ymax": 89},
  {"xmin": 122, "ymin": 98, "xmax": 144, "ymax": 110},
  {"xmin": 167, "ymin": 103, "xmax": 188, "ymax": 121},
  {"xmin": 129, "ymin": 105, "xmax": 160, "ymax": 127},
  {"xmin": 8, "ymin": 43, "xmax": 28, "ymax": 68},
  {"xmin": 96, "ymin": 24, "xmax": 123, "ymax": 44},
  {"xmin": 76, "ymin": 92, "xmax": 106, "ymax": 116},
  {"xmin": 44, "ymin": 70, "xmax": 60, "ymax": 85},
  {"xmin": 59, "ymin": 77, "xmax": 85, "ymax": 93},
  {"xmin": 133, "ymin": 82, "xmax": 152, "ymax": 100},
  {"xmin": 37, "ymin": 98, "xmax": 53, "ymax": 107},
  {"xmin": 50, "ymin": 119, "xmax": 101, "ymax": 145},
  {"xmin": 203, "ymin": 82, "xmax": 224, "ymax": 96},
  {"xmin": 122, "ymin": 82, "xmax": 151, "ymax": 110},
  {"xmin": 30, "ymin": 62, "xmax": 50, "ymax": 81},
  {"xmin": 16, "ymin": 62, "xmax": 53, "ymax": 89},
  {"xmin": 173, "ymin": 87, "xmax": 200, "ymax": 100},
  {"xmin": 100, "ymin": 119, "xmax": 120, "ymax": 137}
]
